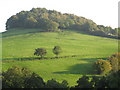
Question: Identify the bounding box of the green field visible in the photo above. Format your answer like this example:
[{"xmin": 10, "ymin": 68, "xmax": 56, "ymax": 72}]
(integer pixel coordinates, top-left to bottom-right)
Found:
[{"xmin": 2, "ymin": 28, "xmax": 118, "ymax": 86}]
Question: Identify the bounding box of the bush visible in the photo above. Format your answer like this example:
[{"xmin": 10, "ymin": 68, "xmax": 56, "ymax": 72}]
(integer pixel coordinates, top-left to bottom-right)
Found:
[
  {"xmin": 2, "ymin": 66, "xmax": 45, "ymax": 88},
  {"xmin": 2, "ymin": 66, "xmax": 30, "ymax": 88},
  {"xmin": 94, "ymin": 59, "xmax": 112, "ymax": 75},
  {"xmin": 107, "ymin": 70, "xmax": 120, "ymax": 88},
  {"xmin": 75, "ymin": 75, "xmax": 93, "ymax": 88},
  {"xmin": 108, "ymin": 52, "xmax": 120, "ymax": 73},
  {"xmin": 46, "ymin": 79, "xmax": 68, "ymax": 88},
  {"xmin": 74, "ymin": 70, "xmax": 120, "ymax": 88},
  {"xmin": 90, "ymin": 76, "xmax": 108, "ymax": 88},
  {"xmin": 24, "ymin": 73, "xmax": 45, "ymax": 88}
]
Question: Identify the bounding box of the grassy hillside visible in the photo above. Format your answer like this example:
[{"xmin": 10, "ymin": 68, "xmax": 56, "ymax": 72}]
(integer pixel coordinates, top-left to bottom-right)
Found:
[{"xmin": 2, "ymin": 28, "xmax": 118, "ymax": 86}]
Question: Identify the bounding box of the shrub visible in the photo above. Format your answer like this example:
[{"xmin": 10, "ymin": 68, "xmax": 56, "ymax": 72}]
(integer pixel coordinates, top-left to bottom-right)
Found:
[
  {"xmin": 75, "ymin": 75, "xmax": 93, "ymax": 88},
  {"xmin": 24, "ymin": 73, "xmax": 45, "ymax": 88},
  {"xmin": 90, "ymin": 76, "xmax": 108, "ymax": 88},
  {"xmin": 107, "ymin": 70, "xmax": 120, "ymax": 88},
  {"xmin": 94, "ymin": 59, "xmax": 112, "ymax": 75},
  {"xmin": 46, "ymin": 79, "xmax": 68, "ymax": 88},
  {"xmin": 2, "ymin": 66, "xmax": 45, "ymax": 88},
  {"xmin": 108, "ymin": 52, "xmax": 120, "ymax": 73}
]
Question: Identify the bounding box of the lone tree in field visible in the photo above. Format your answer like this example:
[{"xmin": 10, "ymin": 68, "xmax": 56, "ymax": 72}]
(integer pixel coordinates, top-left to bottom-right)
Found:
[
  {"xmin": 53, "ymin": 46, "xmax": 62, "ymax": 57},
  {"xmin": 34, "ymin": 48, "xmax": 47, "ymax": 59}
]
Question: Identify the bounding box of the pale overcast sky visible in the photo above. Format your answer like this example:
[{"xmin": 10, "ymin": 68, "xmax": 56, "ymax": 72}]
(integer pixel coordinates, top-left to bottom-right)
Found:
[{"xmin": 0, "ymin": 0, "xmax": 119, "ymax": 32}]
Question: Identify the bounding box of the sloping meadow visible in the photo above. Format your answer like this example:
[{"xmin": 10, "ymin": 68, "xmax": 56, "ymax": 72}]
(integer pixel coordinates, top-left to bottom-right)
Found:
[{"xmin": 2, "ymin": 28, "xmax": 118, "ymax": 86}]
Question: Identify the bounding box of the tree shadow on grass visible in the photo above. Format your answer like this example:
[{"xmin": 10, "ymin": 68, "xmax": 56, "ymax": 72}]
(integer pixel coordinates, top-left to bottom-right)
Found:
[
  {"xmin": 53, "ymin": 57, "xmax": 107, "ymax": 75},
  {"xmin": 53, "ymin": 63, "xmax": 94, "ymax": 75}
]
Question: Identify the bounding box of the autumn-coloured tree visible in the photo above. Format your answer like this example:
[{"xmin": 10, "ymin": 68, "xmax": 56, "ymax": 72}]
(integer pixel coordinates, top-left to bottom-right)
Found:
[
  {"xmin": 108, "ymin": 52, "xmax": 120, "ymax": 72},
  {"xmin": 94, "ymin": 59, "xmax": 112, "ymax": 75}
]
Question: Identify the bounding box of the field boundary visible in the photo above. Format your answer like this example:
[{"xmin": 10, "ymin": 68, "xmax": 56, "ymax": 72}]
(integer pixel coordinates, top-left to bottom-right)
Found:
[{"xmin": 2, "ymin": 55, "xmax": 85, "ymax": 62}]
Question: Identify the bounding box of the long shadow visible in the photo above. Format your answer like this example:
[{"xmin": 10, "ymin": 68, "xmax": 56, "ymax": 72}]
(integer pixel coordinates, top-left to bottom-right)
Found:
[
  {"xmin": 53, "ymin": 63, "xmax": 94, "ymax": 75},
  {"xmin": 53, "ymin": 57, "xmax": 107, "ymax": 75}
]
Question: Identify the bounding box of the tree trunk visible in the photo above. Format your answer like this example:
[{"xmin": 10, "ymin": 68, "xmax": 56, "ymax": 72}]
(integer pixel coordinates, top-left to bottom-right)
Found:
[{"xmin": 40, "ymin": 55, "xmax": 43, "ymax": 59}]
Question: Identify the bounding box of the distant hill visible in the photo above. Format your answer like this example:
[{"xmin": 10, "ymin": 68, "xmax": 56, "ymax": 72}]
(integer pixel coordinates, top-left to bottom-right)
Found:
[{"xmin": 6, "ymin": 8, "xmax": 118, "ymax": 39}]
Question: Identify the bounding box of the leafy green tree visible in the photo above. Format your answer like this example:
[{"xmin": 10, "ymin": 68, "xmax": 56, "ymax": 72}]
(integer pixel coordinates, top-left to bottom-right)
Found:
[
  {"xmin": 46, "ymin": 79, "xmax": 68, "ymax": 88},
  {"xmin": 6, "ymin": 15, "xmax": 19, "ymax": 29},
  {"xmin": 53, "ymin": 46, "xmax": 62, "ymax": 57},
  {"xmin": 2, "ymin": 66, "xmax": 32, "ymax": 88},
  {"xmin": 69, "ymin": 24, "xmax": 82, "ymax": 30},
  {"xmin": 2, "ymin": 66, "xmax": 46, "ymax": 88},
  {"xmin": 37, "ymin": 18, "xmax": 49, "ymax": 29},
  {"xmin": 46, "ymin": 21, "xmax": 59, "ymax": 32},
  {"xmin": 75, "ymin": 75, "xmax": 93, "ymax": 88},
  {"xmin": 25, "ymin": 16, "xmax": 37, "ymax": 28},
  {"xmin": 107, "ymin": 70, "xmax": 120, "ymax": 88},
  {"xmin": 59, "ymin": 22, "xmax": 66, "ymax": 29},
  {"xmin": 74, "ymin": 70, "xmax": 120, "ymax": 88},
  {"xmin": 94, "ymin": 59, "xmax": 112, "ymax": 75},
  {"xmin": 91, "ymin": 76, "xmax": 108, "ymax": 88},
  {"xmin": 24, "ymin": 73, "xmax": 45, "ymax": 88},
  {"xmin": 34, "ymin": 48, "xmax": 47, "ymax": 59}
]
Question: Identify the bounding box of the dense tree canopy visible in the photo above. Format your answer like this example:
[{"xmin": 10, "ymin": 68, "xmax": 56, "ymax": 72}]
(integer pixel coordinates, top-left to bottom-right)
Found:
[
  {"xmin": 74, "ymin": 69, "xmax": 120, "ymax": 88},
  {"xmin": 6, "ymin": 8, "xmax": 118, "ymax": 38},
  {"xmin": 93, "ymin": 52, "xmax": 120, "ymax": 75},
  {"xmin": 2, "ymin": 66, "xmax": 45, "ymax": 88},
  {"xmin": 34, "ymin": 48, "xmax": 47, "ymax": 59},
  {"xmin": 2, "ymin": 66, "xmax": 68, "ymax": 88},
  {"xmin": 46, "ymin": 79, "xmax": 68, "ymax": 88},
  {"xmin": 75, "ymin": 75, "xmax": 93, "ymax": 88}
]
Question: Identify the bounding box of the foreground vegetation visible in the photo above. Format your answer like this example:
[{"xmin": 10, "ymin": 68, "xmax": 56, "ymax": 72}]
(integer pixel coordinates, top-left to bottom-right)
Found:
[{"xmin": 2, "ymin": 66, "xmax": 120, "ymax": 88}]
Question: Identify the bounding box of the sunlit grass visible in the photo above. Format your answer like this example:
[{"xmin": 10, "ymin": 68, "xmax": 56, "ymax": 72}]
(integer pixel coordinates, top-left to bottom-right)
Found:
[{"xmin": 2, "ymin": 28, "xmax": 118, "ymax": 86}]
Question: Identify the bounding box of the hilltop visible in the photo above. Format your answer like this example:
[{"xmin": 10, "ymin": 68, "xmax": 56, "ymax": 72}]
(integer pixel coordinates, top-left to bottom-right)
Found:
[{"xmin": 6, "ymin": 8, "xmax": 118, "ymax": 39}]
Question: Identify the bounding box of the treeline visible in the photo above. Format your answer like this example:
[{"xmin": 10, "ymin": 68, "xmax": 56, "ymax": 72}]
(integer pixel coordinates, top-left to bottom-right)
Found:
[
  {"xmin": 6, "ymin": 8, "xmax": 119, "ymax": 38},
  {"xmin": 2, "ymin": 66, "xmax": 120, "ymax": 88}
]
